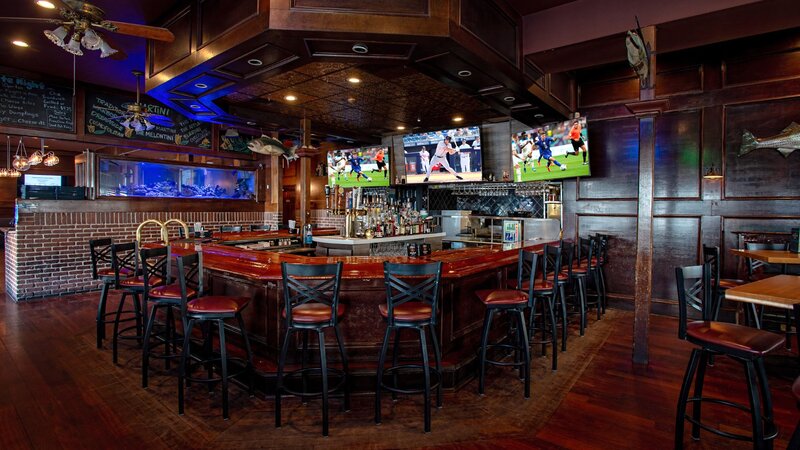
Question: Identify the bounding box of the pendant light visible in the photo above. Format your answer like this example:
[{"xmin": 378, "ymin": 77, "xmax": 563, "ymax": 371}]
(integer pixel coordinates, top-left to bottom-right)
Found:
[
  {"xmin": 1, "ymin": 136, "xmax": 21, "ymax": 178},
  {"xmin": 28, "ymin": 138, "xmax": 45, "ymax": 166},
  {"xmin": 12, "ymin": 138, "xmax": 31, "ymax": 172}
]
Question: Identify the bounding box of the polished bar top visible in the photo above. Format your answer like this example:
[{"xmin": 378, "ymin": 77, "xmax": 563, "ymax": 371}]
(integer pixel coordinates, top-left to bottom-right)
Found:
[
  {"xmin": 212, "ymin": 228, "xmax": 340, "ymax": 243},
  {"xmin": 169, "ymin": 239, "xmax": 551, "ymax": 281},
  {"xmin": 730, "ymin": 249, "xmax": 800, "ymax": 265},
  {"xmin": 312, "ymin": 232, "xmax": 446, "ymax": 246}
]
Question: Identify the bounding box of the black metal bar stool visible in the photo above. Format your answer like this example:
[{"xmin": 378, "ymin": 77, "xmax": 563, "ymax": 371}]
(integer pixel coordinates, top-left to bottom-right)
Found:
[
  {"xmin": 90, "ymin": 238, "xmax": 132, "ymax": 349},
  {"xmin": 140, "ymin": 245, "xmax": 188, "ymax": 389},
  {"xmin": 475, "ymin": 249, "xmax": 537, "ymax": 398},
  {"xmin": 674, "ymin": 262, "xmax": 783, "ymax": 449},
  {"xmin": 573, "ymin": 237, "xmax": 602, "ymax": 321},
  {"xmin": 275, "ymin": 261, "xmax": 349, "ymax": 437},
  {"xmin": 176, "ymin": 252, "xmax": 254, "ymax": 420},
  {"xmin": 111, "ymin": 241, "xmax": 157, "ymax": 364},
  {"xmin": 376, "ymin": 261, "xmax": 442, "ymax": 433},
  {"xmin": 555, "ymin": 241, "xmax": 578, "ymax": 341},
  {"xmin": 702, "ymin": 244, "xmax": 747, "ymax": 321},
  {"xmin": 527, "ymin": 244, "xmax": 562, "ymax": 370},
  {"xmin": 592, "ymin": 234, "xmax": 610, "ymax": 313}
]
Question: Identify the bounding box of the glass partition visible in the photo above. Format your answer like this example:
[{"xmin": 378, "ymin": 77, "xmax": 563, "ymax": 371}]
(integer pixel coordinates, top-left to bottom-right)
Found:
[{"xmin": 98, "ymin": 158, "xmax": 256, "ymax": 200}]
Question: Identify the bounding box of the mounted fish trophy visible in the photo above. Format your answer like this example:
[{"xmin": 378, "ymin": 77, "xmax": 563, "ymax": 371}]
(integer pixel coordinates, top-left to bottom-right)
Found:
[
  {"xmin": 247, "ymin": 135, "xmax": 299, "ymax": 164},
  {"xmin": 739, "ymin": 122, "xmax": 800, "ymax": 158}
]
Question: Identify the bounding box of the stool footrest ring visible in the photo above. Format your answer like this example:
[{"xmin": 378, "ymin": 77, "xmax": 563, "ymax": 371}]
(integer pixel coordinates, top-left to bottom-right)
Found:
[{"xmin": 380, "ymin": 364, "xmax": 441, "ymax": 395}]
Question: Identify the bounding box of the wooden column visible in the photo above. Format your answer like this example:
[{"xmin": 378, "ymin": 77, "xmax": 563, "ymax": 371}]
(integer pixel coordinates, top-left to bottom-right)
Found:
[
  {"xmin": 625, "ymin": 26, "xmax": 668, "ymax": 365},
  {"xmin": 296, "ymin": 118, "xmax": 314, "ymax": 228}
]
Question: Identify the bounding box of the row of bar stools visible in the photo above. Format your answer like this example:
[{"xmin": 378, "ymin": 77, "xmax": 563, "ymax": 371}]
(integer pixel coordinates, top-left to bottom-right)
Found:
[
  {"xmin": 376, "ymin": 261, "xmax": 443, "ymax": 433},
  {"xmin": 276, "ymin": 262, "xmax": 350, "ymax": 437},
  {"xmin": 560, "ymin": 241, "xmax": 587, "ymax": 336},
  {"xmin": 592, "ymin": 234, "xmax": 609, "ymax": 313},
  {"xmin": 176, "ymin": 251, "xmax": 255, "ymax": 420},
  {"xmin": 111, "ymin": 241, "xmax": 159, "ymax": 364},
  {"xmin": 475, "ymin": 249, "xmax": 537, "ymax": 398},
  {"xmin": 574, "ymin": 237, "xmax": 603, "ymax": 321},
  {"xmin": 90, "ymin": 238, "xmax": 132, "ymax": 348}
]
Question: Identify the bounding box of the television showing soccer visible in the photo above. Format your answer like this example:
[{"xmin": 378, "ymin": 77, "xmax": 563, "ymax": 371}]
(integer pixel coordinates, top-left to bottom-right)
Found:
[
  {"xmin": 402, "ymin": 126, "xmax": 483, "ymax": 184},
  {"xmin": 327, "ymin": 146, "xmax": 390, "ymax": 188},
  {"xmin": 511, "ymin": 117, "xmax": 591, "ymax": 182}
]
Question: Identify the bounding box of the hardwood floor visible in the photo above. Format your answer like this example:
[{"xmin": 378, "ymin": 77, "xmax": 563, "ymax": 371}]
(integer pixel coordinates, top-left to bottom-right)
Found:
[{"xmin": 0, "ymin": 285, "xmax": 796, "ymax": 449}]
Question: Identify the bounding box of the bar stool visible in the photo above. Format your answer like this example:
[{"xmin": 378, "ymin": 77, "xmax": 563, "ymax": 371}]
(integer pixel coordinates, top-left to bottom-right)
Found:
[
  {"xmin": 90, "ymin": 238, "xmax": 131, "ymax": 348},
  {"xmin": 574, "ymin": 237, "xmax": 603, "ymax": 321},
  {"xmin": 674, "ymin": 262, "xmax": 783, "ymax": 449},
  {"xmin": 376, "ymin": 261, "xmax": 442, "ymax": 433},
  {"xmin": 111, "ymin": 242, "xmax": 158, "ymax": 364},
  {"xmin": 592, "ymin": 234, "xmax": 609, "ymax": 313},
  {"xmin": 529, "ymin": 244, "xmax": 563, "ymax": 370},
  {"xmin": 177, "ymin": 251, "xmax": 254, "ymax": 420},
  {"xmin": 275, "ymin": 262, "xmax": 349, "ymax": 437},
  {"xmin": 475, "ymin": 249, "xmax": 537, "ymax": 398},
  {"xmin": 140, "ymin": 245, "xmax": 187, "ymax": 389},
  {"xmin": 559, "ymin": 241, "xmax": 586, "ymax": 337},
  {"xmin": 702, "ymin": 245, "xmax": 746, "ymax": 321}
]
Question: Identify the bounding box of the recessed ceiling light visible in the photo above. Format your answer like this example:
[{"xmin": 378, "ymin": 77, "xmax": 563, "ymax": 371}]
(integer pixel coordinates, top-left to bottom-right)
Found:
[
  {"xmin": 190, "ymin": 104, "xmax": 201, "ymax": 109},
  {"xmin": 503, "ymin": 96, "xmax": 515, "ymax": 102},
  {"xmin": 397, "ymin": 126, "xmax": 406, "ymax": 131},
  {"xmin": 347, "ymin": 97, "xmax": 356, "ymax": 104},
  {"xmin": 452, "ymin": 116, "xmax": 464, "ymax": 123},
  {"xmin": 36, "ymin": 1, "xmax": 55, "ymax": 9},
  {"xmin": 246, "ymin": 121, "xmax": 256, "ymax": 126},
  {"xmin": 12, "ymin": 40, "xmax": 29, "ymax": 48},
  {"xmin": 534, "ymin": 113, "xmax": 544, "ymax": 118},
  {"xmin": 194, "ymin": 83, "xmax": 208, "ymax": 89},
  {"xmin": 352, "ymin": 43, "xmax": 369, "ymax": 54},
  {"xmin": 347, "ymin": 77, "xmax": 361, "ymax": 84},
  {"xmin": 43, "ymin": 145, "xmax": 49, "ymax": 148},
  {"xmin": 247, "ymin": 58, "xmax": 263, "ymax": 66},
  {"xmin": 284, "ymin": 94, "xmax": 297, "ymax": 102},
  {"xmin": 457, "ymin": 70, "xmax": 472, "ymax": 77}
]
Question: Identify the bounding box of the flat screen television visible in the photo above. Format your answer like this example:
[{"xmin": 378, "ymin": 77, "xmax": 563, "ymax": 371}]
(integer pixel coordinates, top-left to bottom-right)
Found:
[
  {"xmin": 511, "ymin": 117, "xmax": 590, "ymax": 182},
  {"xmin": 24, "ymin": 174, "xmax": 62, "ymax": 186},
  {"xmin": 402, "ymin": 126, "xmax": 482, "ymax": 184},
  {"xmin": 326, "ymin": 146, "xmax": 390, "ymax": 188}
]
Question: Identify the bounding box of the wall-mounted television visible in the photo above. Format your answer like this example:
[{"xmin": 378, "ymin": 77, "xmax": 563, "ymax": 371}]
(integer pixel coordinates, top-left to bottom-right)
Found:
[
  {"xmin": 403, "ymin": 126, "xmax": 482, "ymax": 184},
  {"xmin": 511, "ymin": 117, "xmax": 590, "ymax": 182},
  {"xmin": 24, "ymin": 174, "xmax": 62, "ymax": 186},
  {"xmin": 326, "ymin": 146, "xmax": 390, "ymax": 188}
]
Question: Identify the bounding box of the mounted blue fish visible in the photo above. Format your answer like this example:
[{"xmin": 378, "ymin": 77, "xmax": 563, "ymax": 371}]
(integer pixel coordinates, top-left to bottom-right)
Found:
[{"xmin": 739, "ymin": 122, "xmax": 800, "ymax": 158}]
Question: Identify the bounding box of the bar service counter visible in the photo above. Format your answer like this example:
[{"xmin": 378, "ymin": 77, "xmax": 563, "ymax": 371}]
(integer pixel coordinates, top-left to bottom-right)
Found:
[{"xmin": 168, "ymin": 238, "xmax": 557, "ymax": 391}]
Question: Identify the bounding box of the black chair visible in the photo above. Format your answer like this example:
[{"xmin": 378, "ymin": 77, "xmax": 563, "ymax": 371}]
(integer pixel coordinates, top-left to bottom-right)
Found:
[
  {"xmin": 674, "ymin": 262, "xmax": 783, "ymax": 449},
  {"xmin": 475, "ymin": 250, "xmax": 537, "ymax": 398},
  {"xmin": 745, "ymin": 242, "xmax": 788, "ymax": 281},
  {"xmin": 702, "ymin": 244, "xmax": 746, "ymax": 321},
  {"xmin": 220, "ymin": 225, "xmax": 242, "ymax": 233},
  {"xmin": 592, "ymin": 234, "xmax": 609, "ymax": 313},
  {"xmin": 177, "ymin": 252, "xmax": 254, "ymax": 420},
  {"xmin": 140, "ymin": 245, "xmax": 186, "ymax": 389},
  {"xmin": 531, "ymin": 244, "xmax": 564, "ymax": 369},
  {"xmin": 111, "ymin": 242, "xmax": 158, "ymax": 364},
  {"xmin": 276, "ymin": 262, "xmax": 349, "ymax": 437},
  {"xmin": 90, "ymin": 238, "xmax": 131, "ymax": 348},
  {"xmin": 376, "ymin": 261, "xmax": 442, "ymax": 433},
  {"xmin": 250, "ymin": 224, "xmax": 271, "ymax": 231},
  {"xmin": 557, "ymin": 241, "xmax": 584, "ymax": 337},
  {"xmin": 573, "ymin": 237, "xmax": 602, "ymax": 322}
]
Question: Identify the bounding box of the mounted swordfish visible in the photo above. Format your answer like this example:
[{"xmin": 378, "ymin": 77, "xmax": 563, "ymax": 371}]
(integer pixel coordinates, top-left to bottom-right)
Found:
[{"xmin": 739, "ymin": 122, "xmax": 800, "ymax": 158}]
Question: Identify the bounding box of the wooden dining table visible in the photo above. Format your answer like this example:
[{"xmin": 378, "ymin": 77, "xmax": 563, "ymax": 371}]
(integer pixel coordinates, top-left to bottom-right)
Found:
[
  {"xmin": 730, "ymin": 249, "xmax": 800, "ymax": 265},
  {"xmin": 724, "ymin": 275, "xmax": 800, "ymax": 354}
]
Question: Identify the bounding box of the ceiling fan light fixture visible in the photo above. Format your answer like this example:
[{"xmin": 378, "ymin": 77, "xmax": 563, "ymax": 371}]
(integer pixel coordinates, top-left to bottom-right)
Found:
[
  {"xmin": 12, "ymin": 40, "xmax": 29, "ymax": 48},
  {"xmin": 44, "ymin": 26, "xmax": 69, "ymax": 47},
  {"xmin": 81, "ymin": 28, "xmax": 103, "ymax": 51},
  {"xmin": 43, "ymin": 152, "xmax": 59, "ymax": 167},
  {"xmin": 63, "ymin": 34, "xmax": 84, "ymax": 56},
  {"xmin": 143, "ymin": 118, "xmax": 155, "ymax": 131},
  {"xmin": 98, "ymin": 39, "xmax": 117, "ymax": 58},
  {"xmin": 28, "ymin": 151, "xmax": 43, "ymax": 166}
]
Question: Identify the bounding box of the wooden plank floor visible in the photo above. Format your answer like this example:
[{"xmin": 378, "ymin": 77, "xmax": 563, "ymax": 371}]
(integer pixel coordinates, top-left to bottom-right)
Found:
[{"xmin": 0, "ymin": 284, "xmax": 796, "ymax": 448}]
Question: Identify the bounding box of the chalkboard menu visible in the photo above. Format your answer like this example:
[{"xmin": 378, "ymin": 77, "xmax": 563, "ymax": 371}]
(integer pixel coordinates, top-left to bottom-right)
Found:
[
  {"xmin": 0, "ymin": 74, "xmax": 74, "ymax": 131},
  {"xmin": 85, "ymin": 91, "xmax": 212, "ymax": 149}
]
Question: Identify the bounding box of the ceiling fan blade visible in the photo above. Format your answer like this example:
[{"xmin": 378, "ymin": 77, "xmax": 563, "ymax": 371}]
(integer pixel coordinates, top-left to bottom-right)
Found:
[
  {"xmin": 0, "ymin": 17, "xmax": 62, "ymax": 24},
  {"xmin": 104, "ymin": 21, "xmax": 175, "ymax": 43}
]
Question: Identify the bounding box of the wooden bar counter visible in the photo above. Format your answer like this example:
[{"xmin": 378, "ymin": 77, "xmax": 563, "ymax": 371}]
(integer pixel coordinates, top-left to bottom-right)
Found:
[{"xmin": 168, "ymin": 238, "xmax": 556, "ymax": 391}]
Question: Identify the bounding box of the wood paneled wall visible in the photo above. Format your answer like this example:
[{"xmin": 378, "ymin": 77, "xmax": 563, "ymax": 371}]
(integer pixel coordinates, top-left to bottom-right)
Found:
[{"xmin": 563, "ymin": 28, "xmax": 800, "ymax": 315}]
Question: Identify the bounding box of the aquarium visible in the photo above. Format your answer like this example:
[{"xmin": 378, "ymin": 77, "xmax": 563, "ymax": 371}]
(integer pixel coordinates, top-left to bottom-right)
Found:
[{"xmin": 97, "ymin": 158, "xmax": 256, "ymax": 200}]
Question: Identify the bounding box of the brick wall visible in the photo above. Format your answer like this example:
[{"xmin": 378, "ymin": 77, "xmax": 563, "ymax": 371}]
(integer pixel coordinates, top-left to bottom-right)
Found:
[
  {"xmin": 310, "ymin": 209, "xmax": 345, "ymax": 233},
  {"xmin": 4, "ymin": 210, "xmax": 281, "ymax": 301}
]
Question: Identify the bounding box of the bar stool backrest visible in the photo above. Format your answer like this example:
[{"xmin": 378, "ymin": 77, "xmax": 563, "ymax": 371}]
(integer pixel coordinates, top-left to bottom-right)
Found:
[
  {"xmin": 281, "ymin": 262, "xmax": 343, "ymax": 326},
  {"xmin": 541, "ymin": 244, "xmax": 562, "ymax": 285},
  {"xmin": 675, "ymin": 262, "xmax": 712, "ymax": 340},
  {"xmin": 250, "ymin": 224, "xmax": 271, "ymax": 231},
  {"xmin": 516, "ymin": 249, "xmax": 540, "ymax": 307},
  {"xmin": 220, "ymin": 225, "xmax": 242, "ymax": 233},
  {"xmin": 140, "ymin": 245, "xmax": 171, "ymax": 292},
  {"xmin": 745, "ymin": 242, "xmax": 788, "ymax": 277},
  {"xmin": 383, "ymin": 261, "xmax": 442, "ymax": 326},
  {"xmin": 701, "ymin": 245, "xmax": 722, "ymax": 289},
  {"xmin": 111, "ymin": 242, "xmax": 139, "ymax": 288},
  {"xmin": 592, "ymin": 235, "xmax": 609, "ymax": 265},
  {"xmin": 89, "ymin": 238, "xmax": 113, "ymax": 279},
  {"xmin": 576, "ymin": 237, "xmax": 595, "ymax": 269},
  {"xmin": 560, "ymin": 241, "xmax": 575, "ymax": 278},
  {"xmin": 176, "ymin": 252, "xmax": 204, "ymax": 317}
]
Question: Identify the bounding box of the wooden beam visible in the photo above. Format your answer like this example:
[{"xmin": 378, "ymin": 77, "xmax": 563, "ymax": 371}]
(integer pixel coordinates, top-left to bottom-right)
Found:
[{"xmin": 298, "ymin": 118, "xmax": 313, "ymax": 229}]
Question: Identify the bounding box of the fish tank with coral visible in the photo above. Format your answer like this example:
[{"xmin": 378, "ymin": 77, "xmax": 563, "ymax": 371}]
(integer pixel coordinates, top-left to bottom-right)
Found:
[{"xmin": 97, "ymin": 158, "xmax": 256, "ymax": 200}]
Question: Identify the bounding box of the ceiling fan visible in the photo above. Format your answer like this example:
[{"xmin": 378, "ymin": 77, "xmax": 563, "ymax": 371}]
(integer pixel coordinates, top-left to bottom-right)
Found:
[
  {"xmin": 100, "ymin": 70, "xmax": 174, "ymax": 132},
  {"xmin": 0, "ymin": 0, "xmax": 174, "ymax": 59}
]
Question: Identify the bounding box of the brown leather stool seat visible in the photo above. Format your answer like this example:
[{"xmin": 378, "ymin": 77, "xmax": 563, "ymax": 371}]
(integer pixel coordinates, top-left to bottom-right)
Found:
[
  {"xmin": 98, "ymin": 266, "xmax": 132, "ymax": 279},
  {"xmin": 187, "ymin": 296, "xmax": 249, "ymax": 315},
  {"xmin": 718, "ymin": 278, "xmax": 746, "ymax": 289},
  {"xmin": 284, "ymin": 303, "xmax": 346, "ymax": 323},
  {"xmin": 149, "ymin": 284, "xmax": 196, "ymax": 300},
  {"xmin": 686, "ymin": 321, "xmax": 785, "ymax": 357},
  {"xmin": 120, "ymin": 276, "xmax": 163, "ymax": 288},
  {"xmin": 475, "ymin": 289, "xmax": 528, "ymax": 305},
  {"xmin": 378, "ymin": 302, "xmax": 433, "ymax": 321}
]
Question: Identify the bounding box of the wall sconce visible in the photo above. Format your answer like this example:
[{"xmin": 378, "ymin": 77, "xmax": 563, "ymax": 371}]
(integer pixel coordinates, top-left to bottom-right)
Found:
[{"xmin": 703, "ymin": 165, "xmax": 723, "ymax": 180}]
